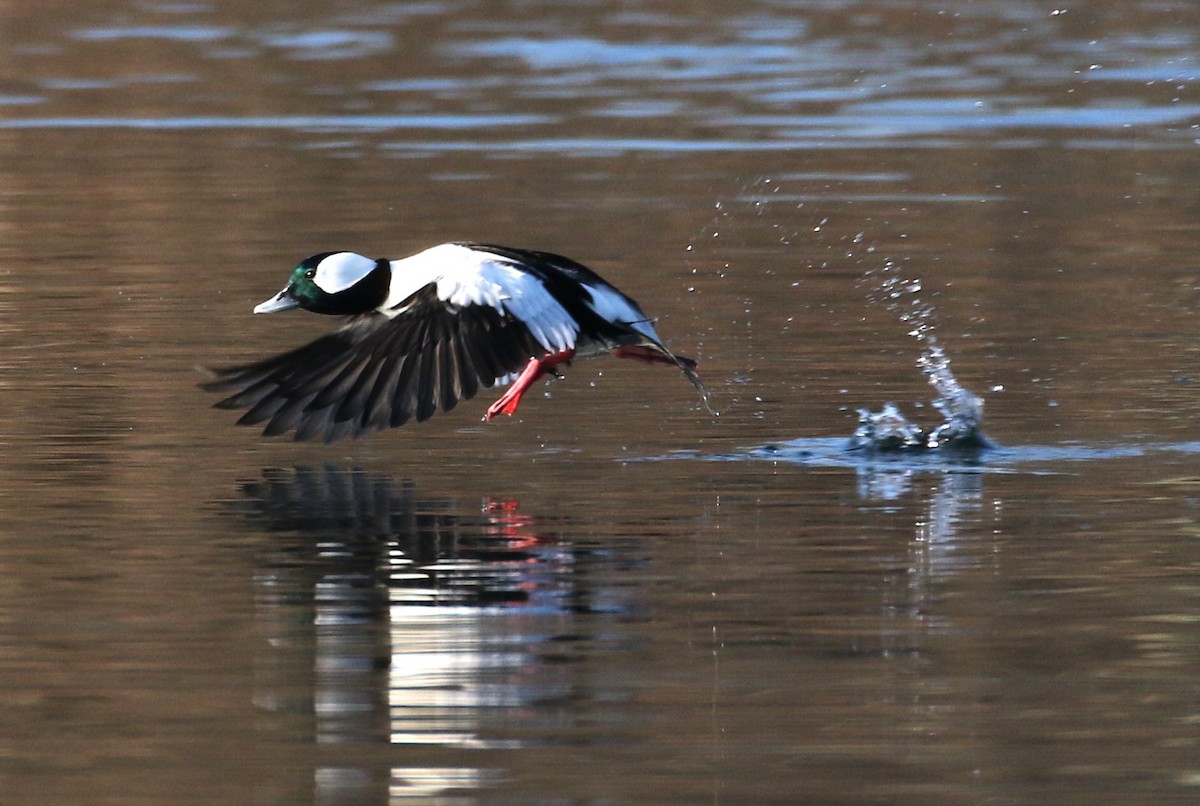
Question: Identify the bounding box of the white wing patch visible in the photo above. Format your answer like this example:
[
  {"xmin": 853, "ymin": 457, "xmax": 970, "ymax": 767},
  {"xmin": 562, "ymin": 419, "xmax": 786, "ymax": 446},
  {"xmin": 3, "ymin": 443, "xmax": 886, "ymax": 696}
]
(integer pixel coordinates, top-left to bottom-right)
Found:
[
  {"xmin": 584, "ymin": 283, "xmax": 661, "ymax": 342},
  {"xmin": 492, "ymin": 268, "xmax": 578, "ymax": 353},
  {"xmin": 383, "ymin": 243, "xmax": 579, "ymax": 354},
  {"xmin": 312, "ymin": 252, "xmax": 378, "ymax": 294}
]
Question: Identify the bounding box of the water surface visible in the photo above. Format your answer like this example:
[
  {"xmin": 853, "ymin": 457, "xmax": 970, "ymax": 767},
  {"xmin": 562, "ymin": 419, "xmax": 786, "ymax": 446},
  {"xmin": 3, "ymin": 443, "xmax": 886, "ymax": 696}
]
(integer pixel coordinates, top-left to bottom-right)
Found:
[{"xmin": 2, "ymin": 1, "xmax": 1200, "ymax": 803}]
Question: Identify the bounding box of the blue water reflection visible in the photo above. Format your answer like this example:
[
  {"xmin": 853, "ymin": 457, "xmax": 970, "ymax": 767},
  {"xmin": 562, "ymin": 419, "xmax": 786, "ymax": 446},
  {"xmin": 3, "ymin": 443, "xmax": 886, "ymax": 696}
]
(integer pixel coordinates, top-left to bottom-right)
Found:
[
  {"xmin": 0, "ymin": 114, "xmax": 551, "ymax": 130},
  {"xmin": 71, "ymin": 25, "xmax": 232, "ymax": 43},
  {"xmin": 5, "ymin": 0, "xmax": 1189, "ymax": 152}
]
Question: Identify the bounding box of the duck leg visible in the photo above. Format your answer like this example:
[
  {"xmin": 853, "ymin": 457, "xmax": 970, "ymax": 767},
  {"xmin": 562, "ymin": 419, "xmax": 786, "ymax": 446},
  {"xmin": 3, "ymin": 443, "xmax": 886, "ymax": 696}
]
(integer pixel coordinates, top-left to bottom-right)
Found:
[
  {"xmin": 612, "ymin": 344, "xmax": 693, "ymax": 367},
  {"xmin": 614, "ymin": 345, "xmax": 710, "ymax": 413},
  {"xmin": 485, "ymin": 349, "xmax": 576, "ymax": 420}
]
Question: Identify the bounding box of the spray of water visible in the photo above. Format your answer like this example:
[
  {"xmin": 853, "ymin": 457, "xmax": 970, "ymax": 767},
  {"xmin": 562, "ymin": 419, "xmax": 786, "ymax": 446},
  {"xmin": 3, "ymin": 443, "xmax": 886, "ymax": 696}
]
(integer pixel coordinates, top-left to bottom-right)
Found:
[
  {"xmin": 684, "ymin": 180, "xmax": 991, "ymax": 450},
  {"xmin": 851, "ymin": 251, "xmax": 992, "ymax": 451}
]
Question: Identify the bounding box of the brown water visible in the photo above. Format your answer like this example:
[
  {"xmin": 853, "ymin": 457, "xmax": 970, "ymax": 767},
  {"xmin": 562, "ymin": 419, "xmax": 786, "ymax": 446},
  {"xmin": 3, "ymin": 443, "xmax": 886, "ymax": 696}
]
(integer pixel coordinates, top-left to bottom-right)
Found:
[{"xmin": 2, "ymin": 1, "xmax": 1200, "ymax": 803}]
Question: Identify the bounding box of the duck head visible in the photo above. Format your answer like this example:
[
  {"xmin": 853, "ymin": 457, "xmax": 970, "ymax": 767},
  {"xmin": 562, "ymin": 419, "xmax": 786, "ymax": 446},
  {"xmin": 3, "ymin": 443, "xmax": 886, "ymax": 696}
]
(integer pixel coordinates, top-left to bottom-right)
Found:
[{"xmin": 254, "ymin": 251, "xmax": 390, "ymax": 316}]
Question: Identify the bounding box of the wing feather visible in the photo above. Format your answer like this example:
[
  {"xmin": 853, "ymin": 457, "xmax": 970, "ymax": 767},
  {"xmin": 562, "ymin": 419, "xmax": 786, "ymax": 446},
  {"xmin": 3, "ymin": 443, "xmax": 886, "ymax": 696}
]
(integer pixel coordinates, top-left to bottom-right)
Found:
[
  {"xmin": 309, "ymin": 351, "xmax": 373, "ymax": 410},
  {"xmin": 362, "ymin": 350, "xmax": 406, "ymax": 431},
  {"xmin": 390, "ymin": 353, "xmax": 420, "ymax": 428},
  {"xmin": 452, "ymin": 335, "xmax": 479, "ymax": 403},
  {"xmin": 333, "ymin": 354, "xmax": 386, "ymax": 426},
  {"xmin": 203, "ymin": 283, "xmax": 547, "ymax": 440}
]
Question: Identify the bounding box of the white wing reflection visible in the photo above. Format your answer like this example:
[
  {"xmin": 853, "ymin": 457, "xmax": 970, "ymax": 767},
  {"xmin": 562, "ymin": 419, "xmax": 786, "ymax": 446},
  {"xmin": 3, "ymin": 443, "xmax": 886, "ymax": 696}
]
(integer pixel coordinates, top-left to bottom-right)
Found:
[
  {"xmin": 231, "ymin": 467, "xmax": 618, "ymax": 800},
  {"xmin": 385, "ymin": 502, "xmax": 575, "ymax": 748}
]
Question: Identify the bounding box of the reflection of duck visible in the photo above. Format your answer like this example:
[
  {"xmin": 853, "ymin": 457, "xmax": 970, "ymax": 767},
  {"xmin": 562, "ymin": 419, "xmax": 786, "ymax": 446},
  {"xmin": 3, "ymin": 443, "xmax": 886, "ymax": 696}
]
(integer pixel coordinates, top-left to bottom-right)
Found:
[
  {"xmin": 204, "ymin": 244, "xmax": 708, "ymax": 441},
  {"xmin": 230, "ymin": 468, "xmax": 586, "ymax": 758},
  {"xmin": 232, "ymin": 466, "xmax": 564, "ymax": 607}
]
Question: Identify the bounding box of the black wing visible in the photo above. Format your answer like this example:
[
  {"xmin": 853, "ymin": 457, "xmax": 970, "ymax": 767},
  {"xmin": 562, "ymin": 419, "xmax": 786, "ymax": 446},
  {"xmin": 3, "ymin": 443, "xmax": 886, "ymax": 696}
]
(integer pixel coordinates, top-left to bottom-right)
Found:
[{"xmin": 202, "ymin": 284, "xmax": 545, "ymax": 441}]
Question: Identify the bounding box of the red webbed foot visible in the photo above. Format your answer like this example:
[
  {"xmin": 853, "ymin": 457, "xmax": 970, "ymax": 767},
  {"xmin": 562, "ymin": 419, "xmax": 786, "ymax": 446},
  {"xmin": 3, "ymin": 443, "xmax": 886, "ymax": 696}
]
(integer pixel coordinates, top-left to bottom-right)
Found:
[{"xmin": 484, "ymin": 350, "xmax": 576, "ymax": 420}]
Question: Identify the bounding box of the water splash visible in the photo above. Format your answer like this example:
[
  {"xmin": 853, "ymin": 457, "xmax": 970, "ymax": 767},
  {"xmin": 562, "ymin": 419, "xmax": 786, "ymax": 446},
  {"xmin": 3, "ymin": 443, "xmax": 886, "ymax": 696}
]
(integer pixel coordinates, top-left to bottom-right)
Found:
[
  {"xmin": 917, "ymin": 342, "xmax": 991, "ymax": 449},
  {"xmin": 851, "ymin": 253, "xmax": 992, "ymax": 452}
]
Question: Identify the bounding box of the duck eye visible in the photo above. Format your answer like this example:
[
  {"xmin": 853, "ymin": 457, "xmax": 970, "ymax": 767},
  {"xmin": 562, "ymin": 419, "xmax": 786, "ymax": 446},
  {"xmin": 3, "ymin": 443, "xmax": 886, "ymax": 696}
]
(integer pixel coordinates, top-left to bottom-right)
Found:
[{"xmin": 304, "ymin": 269, "xmax": 316, "ymax": 279}]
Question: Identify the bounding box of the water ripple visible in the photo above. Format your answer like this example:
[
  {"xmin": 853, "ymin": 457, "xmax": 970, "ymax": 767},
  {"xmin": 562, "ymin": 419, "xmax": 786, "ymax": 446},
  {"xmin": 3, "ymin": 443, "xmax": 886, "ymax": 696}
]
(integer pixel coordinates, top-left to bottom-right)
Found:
[
  {"xmin": 72, "ymin": 25, "xmax": 232, "ymax": 42},
  {"xmin": 258, "ymin": 30, "xmax": 394, "ymax": 60},
  {"xmin": 10, "ymin": 3, "xmax": 1197, "ymax": 151},
  {"xmin": 649, "ymin": 438, "xmax": 1200, "ymax": 477},
  {"xmin": 0, "ymin": 114, "xmax": 554, "ymax": 131}
]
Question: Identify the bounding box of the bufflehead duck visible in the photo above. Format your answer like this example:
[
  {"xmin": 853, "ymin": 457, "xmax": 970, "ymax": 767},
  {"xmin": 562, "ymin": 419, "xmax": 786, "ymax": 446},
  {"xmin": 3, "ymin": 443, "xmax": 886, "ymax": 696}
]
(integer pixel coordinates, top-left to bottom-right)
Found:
[{"xmin": 203, "ymin": 243, "xmax": 710, "ymax": 441}]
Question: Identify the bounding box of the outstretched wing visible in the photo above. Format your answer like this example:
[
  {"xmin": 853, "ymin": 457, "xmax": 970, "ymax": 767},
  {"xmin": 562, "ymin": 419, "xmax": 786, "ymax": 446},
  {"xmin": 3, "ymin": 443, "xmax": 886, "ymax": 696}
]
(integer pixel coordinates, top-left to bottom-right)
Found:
[{"xmin": 202, "ymin": 284, "xmax": 546, "ymax": 441}]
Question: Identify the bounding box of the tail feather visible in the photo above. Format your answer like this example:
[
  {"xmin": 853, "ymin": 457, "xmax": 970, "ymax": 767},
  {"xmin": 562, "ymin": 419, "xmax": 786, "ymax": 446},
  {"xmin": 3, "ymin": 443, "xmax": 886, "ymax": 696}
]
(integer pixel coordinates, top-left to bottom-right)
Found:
[{"xmin": 676, "ymin": 357, "xmax": 714, "ymax": 414}]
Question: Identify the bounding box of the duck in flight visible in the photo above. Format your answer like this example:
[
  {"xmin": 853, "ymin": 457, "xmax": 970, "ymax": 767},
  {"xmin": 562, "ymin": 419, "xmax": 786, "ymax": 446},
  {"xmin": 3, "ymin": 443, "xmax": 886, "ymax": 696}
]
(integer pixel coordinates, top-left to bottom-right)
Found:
[{"xmin": 202, "ymin": 243, "xmax": 710, "ymax": 441}]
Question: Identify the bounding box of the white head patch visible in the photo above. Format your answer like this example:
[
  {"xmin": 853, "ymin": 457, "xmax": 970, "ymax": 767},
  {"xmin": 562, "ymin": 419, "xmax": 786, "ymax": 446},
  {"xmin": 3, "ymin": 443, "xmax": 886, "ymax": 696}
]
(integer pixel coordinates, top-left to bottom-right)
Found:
[{"xmin": 311, "ymin": 252, "xmax": 377, "ymax": 294}]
